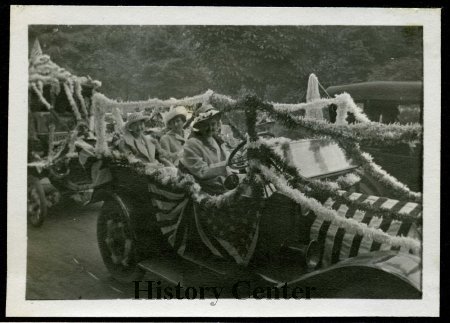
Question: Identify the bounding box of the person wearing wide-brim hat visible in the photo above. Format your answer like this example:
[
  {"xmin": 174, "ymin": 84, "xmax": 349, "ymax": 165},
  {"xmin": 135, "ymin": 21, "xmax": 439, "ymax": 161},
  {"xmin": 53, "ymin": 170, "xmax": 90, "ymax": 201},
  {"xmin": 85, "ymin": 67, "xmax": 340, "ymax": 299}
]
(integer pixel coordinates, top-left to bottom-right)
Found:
[
  {"xmin": 159, "ymin": 106, "xmax": 188, "ymax": 165},
  {"xmin": 118, "ymin": 111, "xmax": 172, "ymax": 167},
  {"xmin": 181, "ymin": 104, "xmax": 231, "ymax": 194}
]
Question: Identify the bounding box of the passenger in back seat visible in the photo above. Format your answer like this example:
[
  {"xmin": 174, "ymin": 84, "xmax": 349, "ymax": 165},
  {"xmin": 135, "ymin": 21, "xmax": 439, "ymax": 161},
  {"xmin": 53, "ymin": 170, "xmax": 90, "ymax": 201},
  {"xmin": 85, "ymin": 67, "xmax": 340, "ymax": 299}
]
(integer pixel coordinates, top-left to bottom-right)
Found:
[
  {"xmin": 118, "ymin": 111, "xmax": 173, "ymax": 170},
  {"xmin": 160, "ymin": 106, "xmax": 188, "ymax": 166}
]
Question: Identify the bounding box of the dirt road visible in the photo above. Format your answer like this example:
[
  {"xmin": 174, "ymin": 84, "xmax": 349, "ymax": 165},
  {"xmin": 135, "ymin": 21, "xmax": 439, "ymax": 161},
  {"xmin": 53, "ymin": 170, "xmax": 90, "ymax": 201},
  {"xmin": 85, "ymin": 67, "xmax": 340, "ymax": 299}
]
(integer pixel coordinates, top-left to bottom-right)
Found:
[{"xmin": 26, "ymin": 201, "xmax": 151, "ymax": 300}]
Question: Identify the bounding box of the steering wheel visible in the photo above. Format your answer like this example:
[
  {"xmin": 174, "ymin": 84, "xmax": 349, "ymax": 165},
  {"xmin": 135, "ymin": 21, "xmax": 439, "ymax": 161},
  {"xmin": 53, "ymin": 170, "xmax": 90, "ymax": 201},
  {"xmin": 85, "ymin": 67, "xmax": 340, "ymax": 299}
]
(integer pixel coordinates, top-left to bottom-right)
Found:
[{"xmin": 227, "ymin": 132, "xmax": 275, "ymax": 171}]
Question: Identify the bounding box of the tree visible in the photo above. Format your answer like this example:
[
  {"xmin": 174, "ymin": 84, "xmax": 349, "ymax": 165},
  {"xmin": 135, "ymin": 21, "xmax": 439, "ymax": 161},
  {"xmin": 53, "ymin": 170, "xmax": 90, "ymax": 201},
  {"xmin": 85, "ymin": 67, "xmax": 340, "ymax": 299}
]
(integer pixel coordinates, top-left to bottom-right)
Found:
[{"xmin": 29, "ymin": 25, "xmax": 423, "ymax": 102}]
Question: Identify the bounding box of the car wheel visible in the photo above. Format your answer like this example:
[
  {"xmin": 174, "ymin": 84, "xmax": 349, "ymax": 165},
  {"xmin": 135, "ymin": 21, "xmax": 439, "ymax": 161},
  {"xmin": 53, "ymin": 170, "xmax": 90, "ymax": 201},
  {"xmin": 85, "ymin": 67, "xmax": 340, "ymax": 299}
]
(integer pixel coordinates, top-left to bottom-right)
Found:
[
  {"xmin": 27, "ymin": 176, "xmax": 46, "ymax": 227},
  {"xmin": 97, "ymin": 197, "xmax": 144, "ymax": 283}
]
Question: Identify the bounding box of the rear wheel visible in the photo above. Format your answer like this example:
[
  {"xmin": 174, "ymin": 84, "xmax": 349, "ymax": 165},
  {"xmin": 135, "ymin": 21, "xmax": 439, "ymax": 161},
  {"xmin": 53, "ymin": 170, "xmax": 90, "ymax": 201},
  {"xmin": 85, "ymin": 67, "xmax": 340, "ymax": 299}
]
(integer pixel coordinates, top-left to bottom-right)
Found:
[
  {"xmin": 97, "ymin": 197, "xmax": 144, "ymax": 283},
  {"xmin": 27, "ymin": 176, "xmax": 46, "ymax": 227}
]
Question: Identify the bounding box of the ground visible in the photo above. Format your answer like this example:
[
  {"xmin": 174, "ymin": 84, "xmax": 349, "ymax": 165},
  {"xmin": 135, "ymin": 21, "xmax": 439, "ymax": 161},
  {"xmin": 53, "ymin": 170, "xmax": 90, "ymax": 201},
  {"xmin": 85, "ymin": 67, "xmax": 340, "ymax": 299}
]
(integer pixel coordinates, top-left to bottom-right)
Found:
[{"xmin": 27, "ymin": 201, "xmax": 142, "ymax": 299}]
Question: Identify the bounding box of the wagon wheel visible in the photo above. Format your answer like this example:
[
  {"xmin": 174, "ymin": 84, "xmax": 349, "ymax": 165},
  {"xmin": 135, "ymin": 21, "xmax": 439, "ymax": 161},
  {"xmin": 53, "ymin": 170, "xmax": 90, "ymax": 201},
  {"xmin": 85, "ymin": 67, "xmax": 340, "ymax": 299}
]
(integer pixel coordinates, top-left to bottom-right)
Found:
[
  {"xmin": 27, "ymin": 176, "xmax": 47, "ymax": 227},
  {"xmin": 97, "ymin": 198, "xmax": 144, "ymax": 283}
]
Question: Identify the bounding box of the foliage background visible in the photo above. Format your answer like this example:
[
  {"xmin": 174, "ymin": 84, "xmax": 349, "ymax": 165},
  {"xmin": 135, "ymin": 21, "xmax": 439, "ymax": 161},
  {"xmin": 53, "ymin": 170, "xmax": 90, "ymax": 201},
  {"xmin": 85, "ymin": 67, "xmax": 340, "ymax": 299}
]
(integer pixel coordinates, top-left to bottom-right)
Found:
[{"xmin": 29, "ymin": 25, "xmax": 423, "ymax": 103}]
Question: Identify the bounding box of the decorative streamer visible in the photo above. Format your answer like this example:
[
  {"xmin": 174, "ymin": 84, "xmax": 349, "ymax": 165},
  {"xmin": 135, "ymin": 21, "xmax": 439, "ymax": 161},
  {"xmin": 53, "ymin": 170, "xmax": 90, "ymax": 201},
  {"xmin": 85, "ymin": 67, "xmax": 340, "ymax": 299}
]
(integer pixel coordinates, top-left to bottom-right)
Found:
[
  {"xmin": 258, "ymin": 164, "xmax": 421, "ymax": 253},
  {"xmin": 75, "ymin": 78, "xmax": 89, "ymax": 119},
  {"xmin": 30, "ymin": 82, "xmax": 52, "ymax": 110},
  {"xmin": 63, "ymin": 81, "xmax": 82, "ymax": 121}
]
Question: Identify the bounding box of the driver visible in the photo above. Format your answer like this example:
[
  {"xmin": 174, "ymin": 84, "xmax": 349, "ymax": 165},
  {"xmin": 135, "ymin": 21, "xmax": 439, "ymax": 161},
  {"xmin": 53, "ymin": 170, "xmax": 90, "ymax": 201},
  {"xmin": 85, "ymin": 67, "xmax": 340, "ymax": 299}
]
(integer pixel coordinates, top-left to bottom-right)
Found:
[
  {"xmin": 118, "ymin": 111, "xmax": 172, "ymax": 169},
  {"xmin": 181, "ymin": 104, "xmax": 232, "ymax": 194}
]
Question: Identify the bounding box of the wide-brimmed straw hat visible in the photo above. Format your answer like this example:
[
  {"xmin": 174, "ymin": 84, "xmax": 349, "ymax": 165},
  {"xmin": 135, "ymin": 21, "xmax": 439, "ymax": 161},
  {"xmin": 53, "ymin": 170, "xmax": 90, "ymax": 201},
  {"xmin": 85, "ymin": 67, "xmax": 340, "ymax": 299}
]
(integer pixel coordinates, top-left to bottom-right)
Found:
[
  {"xmin": 191, "ymin": 104, "xmax": 221, "ymax": 132},
  {"xmin": 125, "ymin": 111, "xmax": 150, "ymax": 129},
  {"xmin": 164, "ymin": 105, "xmax": 188, "ymax": 126}
]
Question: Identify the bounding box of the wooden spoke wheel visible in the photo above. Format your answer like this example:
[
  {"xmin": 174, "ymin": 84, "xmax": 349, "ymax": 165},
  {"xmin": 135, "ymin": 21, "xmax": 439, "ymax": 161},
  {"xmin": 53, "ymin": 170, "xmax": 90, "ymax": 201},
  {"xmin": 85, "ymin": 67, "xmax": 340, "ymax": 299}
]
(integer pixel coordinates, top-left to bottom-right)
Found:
[
  {"xmin": 97, "ymin": 197, "xmax": 144, "ymax": 283},
  {"xmin": 27, "ymin": 176, "xmax": 46, "ymax": 227}
]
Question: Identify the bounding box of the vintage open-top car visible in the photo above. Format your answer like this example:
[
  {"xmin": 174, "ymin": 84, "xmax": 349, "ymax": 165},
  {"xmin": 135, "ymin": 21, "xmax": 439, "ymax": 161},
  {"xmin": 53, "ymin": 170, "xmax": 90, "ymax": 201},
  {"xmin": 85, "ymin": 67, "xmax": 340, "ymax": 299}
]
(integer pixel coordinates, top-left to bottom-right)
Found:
[
  {"xmin": 27, "ymin": 42, "xmax": 421, "ymax": 297},
  {"xmin": 91, "ymin": 112, "xmax": 422, "ymax": 298}
]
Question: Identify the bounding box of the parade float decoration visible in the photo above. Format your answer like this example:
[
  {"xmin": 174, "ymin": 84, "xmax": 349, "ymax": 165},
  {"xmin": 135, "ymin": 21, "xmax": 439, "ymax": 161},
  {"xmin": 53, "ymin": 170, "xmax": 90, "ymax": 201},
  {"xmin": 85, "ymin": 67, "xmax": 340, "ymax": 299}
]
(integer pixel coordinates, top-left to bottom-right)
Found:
[
  {"xmin": 27, "ymin": 39, "xmax": 104, "ymax": 227},
  {"xmin": 27, "ymin": 43, "xmax": 423, "ymax": 297}
]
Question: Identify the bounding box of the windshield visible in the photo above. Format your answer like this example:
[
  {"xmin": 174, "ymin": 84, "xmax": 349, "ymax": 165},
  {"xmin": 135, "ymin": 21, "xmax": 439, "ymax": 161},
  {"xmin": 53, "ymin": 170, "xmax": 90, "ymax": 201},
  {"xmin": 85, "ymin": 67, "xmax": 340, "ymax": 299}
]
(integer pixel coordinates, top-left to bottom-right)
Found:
[{"xmin": 274, "ymin": 138, "xmax": 358, "ymax": 179}]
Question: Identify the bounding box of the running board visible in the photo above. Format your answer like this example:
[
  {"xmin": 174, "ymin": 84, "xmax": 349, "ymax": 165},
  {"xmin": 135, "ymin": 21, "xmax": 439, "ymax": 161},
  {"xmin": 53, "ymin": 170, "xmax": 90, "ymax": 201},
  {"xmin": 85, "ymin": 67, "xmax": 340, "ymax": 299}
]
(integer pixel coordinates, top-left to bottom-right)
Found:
[
  {"xmin": 139, "ymin": 257, "xmax": 189, "ymax": 285},
  {"xmin": 138, "ymin": 254, "xmax": 234, "ymax": 285}
]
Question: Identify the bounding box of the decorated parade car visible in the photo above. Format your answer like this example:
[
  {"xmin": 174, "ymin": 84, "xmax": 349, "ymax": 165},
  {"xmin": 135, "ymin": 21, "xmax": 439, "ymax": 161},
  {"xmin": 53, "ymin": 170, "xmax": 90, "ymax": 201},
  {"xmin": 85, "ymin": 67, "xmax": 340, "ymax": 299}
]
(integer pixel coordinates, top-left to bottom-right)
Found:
[
  {"xmin": 88, "ymin": 87, "xmax": 422, "ymax": 298},
  {"xmin": 27, "ymin": 46, "xmax": 423, "ymax": 298}
]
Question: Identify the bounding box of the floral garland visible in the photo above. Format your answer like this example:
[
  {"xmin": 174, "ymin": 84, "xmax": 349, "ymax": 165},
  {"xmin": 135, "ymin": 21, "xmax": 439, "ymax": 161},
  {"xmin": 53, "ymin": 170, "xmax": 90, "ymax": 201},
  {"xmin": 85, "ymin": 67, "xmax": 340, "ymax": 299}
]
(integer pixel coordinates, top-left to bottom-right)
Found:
[
  {"xmin": 29, "ymin": 46, "xmax": 101, "ymax": 120},
  {"xmin": 211, "ymin": 91, "xmax": 421, "ymax": 147},
  {"xmin": 30, "ymin": 82, "xmax": 52, "ymax": 110},
  {"xmin": 93, "ymin": 91, "xmax": 421, "ymax": 203},
  {"xmin": 335, "ymin": 172, "xmax": 361, "ymax": 189},
  {"xmin": 270, "ymin": 93, "xmax": 370, "ymax": 124},
  {"xmin": 93, "ymin": 99, "xmax": 110, "ymax": 156},
  {"xmin": 264, "ymin": 104, "xmax": 422, "ymax": 147},
  {"xmin": 91, "ymin": 90, "xmax": 215, "ymax": 114},
  {"xmin": 340, "ymin": 141, "xmax": 422, "ymax": 202},
  {"xmin": 248, "ymin": 140, "xmax": 421, "ymax": 222},
  {"xmin": 75, "ymin": 78, "xmax": 89, "ymax": 119},
  {"xmin": 249, "ymin": 138, "xmax": 360, "ymax": 190},
  {"xmin": 107, "ymin": 151, "xmax": 264, "ymax": 209},
  {"xmin": 63, "ymin": 81, "xmax": 82, "ymax": 121},
  {"xmin": 258, "ymin": 164, "xmax": 421, "ymax": 253}
]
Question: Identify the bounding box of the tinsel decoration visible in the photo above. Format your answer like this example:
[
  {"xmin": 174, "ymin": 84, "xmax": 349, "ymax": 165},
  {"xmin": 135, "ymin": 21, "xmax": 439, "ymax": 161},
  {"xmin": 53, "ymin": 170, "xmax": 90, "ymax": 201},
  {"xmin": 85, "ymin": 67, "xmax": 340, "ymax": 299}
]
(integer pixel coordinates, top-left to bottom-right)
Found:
[
  {"xmin": 93, "ymin": 99, "xmax": 110, "ymax": 156},
  {"xmin": 30, "ymin": 82, "xmax": 52, "ymax": 110},
  {"xmin": 335, "ymin": 172, "xmax": 361, "ymax": 189},
  {"xmin": 264, "ymin": 103, "xmax": 422, "ymax": 147},
  {"xmin": 248, "ymin": 140, "xmax": 421, "ymax": 222},
  {"xmin": 112, "ymin": 107, "xmax": 125, "ymax": 133},
  {"xmin": 63, "ymin": 81, "xmax": 82, "ymax": 121},
  {"xmin": 75, "ymin": 78, "xmax": 89, "ymax": 119},
  {"xmin": 107, "ymin": 151, "xmax": 264, "ymax": 209},
  {"xmin": 259, "ymin": 164, "xmax": 421, "ymax": 253},
  {"xmin": 340, "ymin": 141, "xmax": 422, "ymax": 202},
  {"xmin": 91, "ymin": 90, "xmax": 216, "ymax": 113}
]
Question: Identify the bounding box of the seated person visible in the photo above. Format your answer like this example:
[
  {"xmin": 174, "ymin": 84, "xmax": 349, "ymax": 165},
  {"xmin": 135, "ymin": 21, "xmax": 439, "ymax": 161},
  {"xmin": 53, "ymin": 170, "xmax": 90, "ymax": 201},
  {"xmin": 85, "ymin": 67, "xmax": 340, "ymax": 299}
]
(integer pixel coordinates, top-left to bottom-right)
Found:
[
  {"xmin": 159, "ymin": 105, "xmax": 188, "ymax": 165},
  {"xmin": 181, "ymin": 104, "xmax": 232, "ymax": 194},
  {"xmin": 118, "ymin": 111, "xmax": 173, "ymax": 169}
]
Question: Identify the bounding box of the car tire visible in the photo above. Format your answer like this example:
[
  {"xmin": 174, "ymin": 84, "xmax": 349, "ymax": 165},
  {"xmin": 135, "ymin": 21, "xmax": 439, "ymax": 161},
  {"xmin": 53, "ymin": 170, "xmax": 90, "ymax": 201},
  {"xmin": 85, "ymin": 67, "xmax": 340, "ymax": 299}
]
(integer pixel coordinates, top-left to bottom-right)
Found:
[
  {"xmin": 27, "ymin": 175, "xmax": 47, "ymax": 227},
  {"xmin": 97, "ymin": 197, "xmax": 144, "ymax": 283}
]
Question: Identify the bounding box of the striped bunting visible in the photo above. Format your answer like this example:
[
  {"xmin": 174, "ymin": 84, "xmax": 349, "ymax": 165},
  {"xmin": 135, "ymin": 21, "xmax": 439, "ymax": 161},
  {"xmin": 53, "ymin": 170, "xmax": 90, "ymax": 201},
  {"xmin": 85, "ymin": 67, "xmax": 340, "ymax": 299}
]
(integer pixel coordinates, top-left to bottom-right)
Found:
[
  {"xmin": 148, "ymin": 182, "xmax": 260, "ymax": 265},
  {"xmin": 149, "ymin": 183, "xmax": 190, "ymax": 256},
  {"xmin": 310, "ymin": 193, "xmax": 422, "ymax": 268}
]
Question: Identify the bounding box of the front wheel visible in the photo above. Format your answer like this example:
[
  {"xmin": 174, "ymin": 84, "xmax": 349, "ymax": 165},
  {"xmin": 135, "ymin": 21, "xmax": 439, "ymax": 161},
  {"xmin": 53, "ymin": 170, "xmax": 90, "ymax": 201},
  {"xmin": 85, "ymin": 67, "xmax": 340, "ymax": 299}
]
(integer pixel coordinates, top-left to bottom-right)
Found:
[
  {"xmin": 27, "ymin": 176, "xmax": 47, "ymax": 227},
  {"xmin": 97, "ymin": 196, "xmax": 144, "ymax": 283}
]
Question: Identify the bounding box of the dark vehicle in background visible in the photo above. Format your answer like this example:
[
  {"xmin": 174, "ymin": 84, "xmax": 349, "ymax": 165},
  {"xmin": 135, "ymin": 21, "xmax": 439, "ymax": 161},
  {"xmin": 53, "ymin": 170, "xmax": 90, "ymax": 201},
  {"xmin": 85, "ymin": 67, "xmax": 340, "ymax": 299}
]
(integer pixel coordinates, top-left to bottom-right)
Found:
[
  {"xmin": 326, "ymin": 81, "xmax": 423, "ymax": 124},
  {"xmin": 326, "ymin": 81, "xmax": 423, "ymax": 192}
]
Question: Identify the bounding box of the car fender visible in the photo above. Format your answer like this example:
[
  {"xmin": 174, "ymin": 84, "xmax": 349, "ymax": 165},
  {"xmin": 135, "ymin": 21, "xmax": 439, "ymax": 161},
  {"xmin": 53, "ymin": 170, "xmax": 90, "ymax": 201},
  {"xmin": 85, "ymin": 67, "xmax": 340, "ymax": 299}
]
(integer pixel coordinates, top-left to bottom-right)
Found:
[{"xmin": 282, "ymin": 250, "xmax": 421, "ymax": 297}]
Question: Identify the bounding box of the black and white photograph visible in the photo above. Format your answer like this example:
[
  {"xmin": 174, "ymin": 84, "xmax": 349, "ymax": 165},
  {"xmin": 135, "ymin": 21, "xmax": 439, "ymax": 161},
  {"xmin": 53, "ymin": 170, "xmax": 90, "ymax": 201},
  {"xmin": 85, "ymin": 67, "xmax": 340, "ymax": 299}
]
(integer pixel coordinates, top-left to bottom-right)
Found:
[{"xmin": 7, "ymin": 6, "xmax": 440, "ymax": 317}]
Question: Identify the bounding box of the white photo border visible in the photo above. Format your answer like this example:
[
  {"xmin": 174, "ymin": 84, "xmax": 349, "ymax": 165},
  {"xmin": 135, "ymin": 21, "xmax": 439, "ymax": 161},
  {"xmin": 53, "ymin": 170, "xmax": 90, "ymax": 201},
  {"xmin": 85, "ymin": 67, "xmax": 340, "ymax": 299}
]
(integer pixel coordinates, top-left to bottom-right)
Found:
[{"xmin": 7, "ymin": 6, "xmax": 441, "ymax": 317}]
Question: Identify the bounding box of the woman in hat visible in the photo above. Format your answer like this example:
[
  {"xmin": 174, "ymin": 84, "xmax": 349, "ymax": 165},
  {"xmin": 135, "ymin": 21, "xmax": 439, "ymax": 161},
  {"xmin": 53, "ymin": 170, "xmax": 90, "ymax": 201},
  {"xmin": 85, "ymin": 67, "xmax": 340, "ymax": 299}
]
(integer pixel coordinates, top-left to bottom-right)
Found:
[
  {"xmin": 159, "ymin": 106, "xmax": 188, "ymax": 165},
  {"xmin": 181, "ymin": 104, "xmax": 231, "ymax": 194},
  {"xmin": 118, "ymin": 111, "xmax": 172, "ymax": 168}
]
